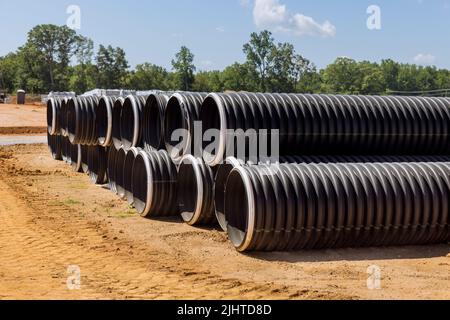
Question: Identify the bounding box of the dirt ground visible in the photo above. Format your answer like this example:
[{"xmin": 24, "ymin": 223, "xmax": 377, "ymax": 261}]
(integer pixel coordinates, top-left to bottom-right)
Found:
[
  {"xmin": 0, "ymin": 104, "xmax": 46, "ymax": 134},
  {"xmin": 0, "ymin": 143, "xmax": 448, "ymax": 300}
]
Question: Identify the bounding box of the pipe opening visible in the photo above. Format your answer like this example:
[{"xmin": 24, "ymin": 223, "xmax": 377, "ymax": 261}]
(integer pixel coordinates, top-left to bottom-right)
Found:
[
  {"xmin": 201, "ymin": 96, "xmax": 223, "ymax": 165},
  {"xmin": 115, "ymin": 148, "xmax": 127, "ymax": 198},
  {"xmin": 112, "ymin": 99, "xmax": 123, "ymax": 149},
  {"xmin": 132, "ymin": 153, "xmax": 149, "ymax": 215},
  {"xmin": 214, "ymin": 162, "xmax": 237, "ymax": 231},
  {"xmin": 225, "ymin": 169, "xmax": 250, "ymax": 248},
  {"xmin": 123, "ymin": 149, "xmax": 136, "ymax": 205},
  {"xmin": 47, "ymin": 99, "xmax": 54, "ymax": 133},
  {"xmin": 121, "ymin": 98, "xmax": 136, "ymax": 150},
  {"xmin": 178, "ymin": 159, "xmax": 200, "ymax": 223},
  {"xmin": 70, "ymin": 144, "xmax": 82, "ymax": 172},
  {"xmin": 164, "ymin": 97, "xmax": 187, "ymax": 159},
  {"xmin": 97, "ymin": 98, "xmax": 110, "ymax": 146},
  {"xmin": 67, "ymin": 99, "xmax": 77, "ymax": 143},
  {"xmin": 107, "ymin": 146, "xmax": 118, "ymax": 193},
  {"xmin": 147, "ymin": 96, "xmax": 163, "ymax": 149}
]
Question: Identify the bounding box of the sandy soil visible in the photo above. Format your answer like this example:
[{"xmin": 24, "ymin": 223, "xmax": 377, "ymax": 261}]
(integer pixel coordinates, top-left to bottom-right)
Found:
[
  {"xmin": 0, "ymin": 104, "xmax": 46, "ymax": 134},
  {"xmin": 0, "ymin": 144, "xmax": 448, "ymax": 300}
]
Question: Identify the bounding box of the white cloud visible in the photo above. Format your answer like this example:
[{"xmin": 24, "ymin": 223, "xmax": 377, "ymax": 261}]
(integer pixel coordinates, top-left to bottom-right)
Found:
[
  {"xmin": 290, "ymin": 13, "xmax": 336, "ymax": 37},
  {"xmin": 413, "ymin": 53, "xmax": 436, "ymax": 65},
  {"xmin": 253, "ymin": 0, "xmax": 287, "ymax": 28},
  {"xmin": 252, "ymin": 0, "xmax": 336, "ymax": 37},
  {"xmin": 215, "ymin": 26, "xmax": 225, "ymax": 33}
]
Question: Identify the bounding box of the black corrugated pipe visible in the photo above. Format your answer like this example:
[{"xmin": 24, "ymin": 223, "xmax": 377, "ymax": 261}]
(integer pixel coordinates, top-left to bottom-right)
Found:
[
  {"xmin": 107, "ymin": 144, "xmax": 118, "ymax": 194},
  {"xmin": 67, "ymin": 96, "xmax": 85, "ymax": 145},
  {"xmin": 70, "ymin": 143, "xmax": 83, "ymax": 173},
  {"xmin": 47, "ymin": 97, "xmax": 62, "ymax": 135},
  {"xmin": 85, "ymin": 96, "xmax": 100, "ymax": 145},
  {"xmin": 132, "ymin": 149, "xmax": 178, "ymax": 217},
  {"xmin": 81, "ymin": 144, "xmax": 89, "ymax": 174},
  {"xmin": 67, "ymin": 96, "xmax": 100, "ymax": 146},
  {"xmin": 112, "ymin": 97, "xmax": 125, "ymax": 149},
  {"xmin": 115, "ymin": 147, "xmax": 127, "ymax": 199},
  {"xmin": 164, "ymin": 92, "xmax": 207, "ymax": 163},
  {"xmin": 47, "ymin": 132, "xmax": 62, "ymax": 161},
  {"xmin": 142, "ymin": 93, "xmax": 171, "ymax": 152},
  {"xmin": 120, "ymin": 95, "xmax": 147, "ymax": 150},
  {"xmin": 201, "ymin": 93, "xmax": 450, "ymax": 166},
  {"xmin": 96, "ymin": 96, "xmax": 117, "ymax": 147},
  {"xmin": 87, "ymin": 145, "xmax": 108, "ymax": 184},
  {"xmin": 59, "ymin": 97, "xmax": 69, "ymax": 137},
  {"xmin": 177, "ymin": 155, "xmax": 216, "ymax": 226},
  {"xmin": 225, "ymin": 161, "xmax": 450, "ymax": 252},
  {"xmin": 123, "ymin": 147, "xmax": 141, "ymax": 205},
  {"xmin": 215, "ymin": 155, "xmax": 450, "ymax": 232},
  {"xmin": 61, "ymin": 136, "xmax": 71, "ymax": 163}
]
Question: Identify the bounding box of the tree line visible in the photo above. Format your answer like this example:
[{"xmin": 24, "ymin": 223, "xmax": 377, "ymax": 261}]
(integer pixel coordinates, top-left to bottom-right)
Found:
[{"xmin": 1, "ymin": 24, "xmax": 450, "ymax": 95}]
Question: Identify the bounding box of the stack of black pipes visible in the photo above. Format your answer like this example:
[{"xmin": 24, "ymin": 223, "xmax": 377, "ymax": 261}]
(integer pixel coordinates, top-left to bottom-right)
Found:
[{"xmin": 47, "ymin": 92, "xmax": 450, "ymax": 253}]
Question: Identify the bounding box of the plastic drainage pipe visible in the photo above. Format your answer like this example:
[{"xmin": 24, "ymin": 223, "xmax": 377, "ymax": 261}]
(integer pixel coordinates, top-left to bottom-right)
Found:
[
  {"xmin": 225, "ymin": 161, "xmax": 450, "ymax": 252},
  {"xmin": 132, "ymin": 149, "xmax": 178, "ymax": 218},
  {"xmin": 123, "ymin": 147, "xmax": 141, "ymax": 206},
  {"xmin": 112, "ymin": 97, "xmax": 125, "ymax": 150},
  {"xmin": 97, "ymin": 96, "xmax": 117, "ymax": 147},
  {"xmin": 87, "ymin": 145, "xmax": 108, "ymax": 184},
  {"xmin": 47, "ymin": 97, "xmax": 62, "ymax": 136},
  {"xmin": 142, "ymin": 93, "xmax": 171, "ymax": 152},
  {"xmin": 115, "ymin": 147, "xmax": 128, "ymax": 199},
  {"xmin": 120, "ymin": 95, "xmax": 147, "ymax": 150},
  {"xmin": 81, "ymin": 145, "xmax": 90, "ymax": 174},
  {"xmin": 164, "ymin": 92, "xmax": 207, "ymax": 163},
  {"xmin": 70, "ymin": 143, "xmax": 83, "ymax": 173},
  {"xmin": 107, "ymin": 144, "xmax": 118, "ymax": 194},
  {"xmin": 201, "ymin": 93, "xmax": 450, "ymax": 166},
  {"xmin": 177, "ymin": 155, "xmax": 216, "ymax": 226},
  {"xmin": 47, "ymin": 132, "xmax": 62, "ymax": 161}
]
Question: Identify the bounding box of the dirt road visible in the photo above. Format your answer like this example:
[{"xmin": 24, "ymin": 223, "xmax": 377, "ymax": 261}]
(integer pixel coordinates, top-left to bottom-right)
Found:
[
  {"xmin": 0, "ymin": 104, "xmax": 46, "ymax": 135},
  {"xmin": 0, "ymin": 144, "xmax": 448, "ymax": 300}
]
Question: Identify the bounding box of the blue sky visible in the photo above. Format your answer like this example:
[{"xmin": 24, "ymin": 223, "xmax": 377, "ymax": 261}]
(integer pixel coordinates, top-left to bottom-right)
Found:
[{"xmin": 0, "ymin": 0, "xmax": 449, "ymax": 71}]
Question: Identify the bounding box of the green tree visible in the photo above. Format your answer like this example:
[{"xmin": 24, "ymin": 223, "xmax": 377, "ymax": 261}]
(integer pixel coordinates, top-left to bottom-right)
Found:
[
  {"xmin": 96, "ymin": 45, "xmax": 129, "ymax": 88},
  {"xmin": 221, "ymin": 62, "xmax": 258, "ymax": 92},
  {"xmin": 193, "ymin": 70, "xmax": 224, "ymax": 92},
  {"xmin": 243, "ymin": 30, "xmax": 276, "ymax": 91},
  {"xmin": 69, "ymin": 36, "xmax": 95, "ymax": 93},
  {"xmin": 26, "ymin": 24, "xmax": 79, "ymax": 90},
  {"xmin": 126, "ymin": 63, "xmax": 170, "ymax": 90},
  {"xmin": 321, "ymin": 57, "xmax": 362, "ymax": 94},
  {"xmin": 172, "ymin": 46, "xmax": 196, "ymax": 91},
  {"xmin": 0, "ymin": 53, "xmax": 19, "ymax": 93}
]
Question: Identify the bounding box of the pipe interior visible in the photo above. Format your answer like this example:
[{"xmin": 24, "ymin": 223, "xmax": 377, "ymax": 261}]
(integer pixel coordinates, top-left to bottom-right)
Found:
[
  {"xmin": 121, "ymin": 99, "xmax": 135, "ymax": 149},
  {"xmin": 214, "ymin": 162, "xmax": 235, "ymax": 230},
  {"xmin": 107, "ymin": 147, "xmax": 117, "ymax": 187},
  {"xmin": 112, "ymin": 100, "xmax": 123, "ymax": 148},
  {"xmin": 97, "ymin": 99, "xmax": 109, "ymax": 144},
  {"xmin": 178, "ymin": 161, "xmax": 199, "ymax": 222},
  {"xmin": 148, "ymin": 96, "xmax": 162, "ymax": 149},
  {"xmin": 200, "ymin": 96, "xmax": 221, "ymax": 160},
  {"xmin": 67, "ymin": 99, "xmax": 77, "ymax": 141},
  {"xmin": 115, "ymin": 149, "xmax": 127, "ymax": 197},
  {"xmin": 164, "ymin": 98, "xmax": 185, "ymax": 149},
  {"xmin": 70, "ymin": 144, "xmax": 80, "ymax": 169},
  {"xmin": 132, "ymin": 154, "xmax": 148, "ymax": 214},
  {"xmin": 123, "ymin": 151, "xmax": 136, "ymax": 203},
  {"xmin": 225, "ymin": 170, "xmax": 249, "ymax": 247},
  {"xmin": 47, "ymin": 100, "xmax": 54, "ymax": 130}
]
